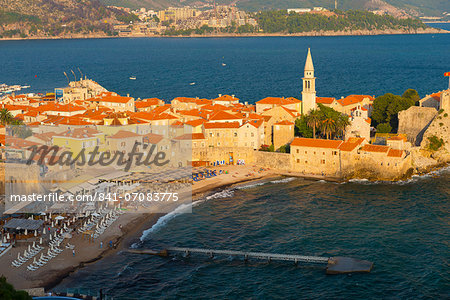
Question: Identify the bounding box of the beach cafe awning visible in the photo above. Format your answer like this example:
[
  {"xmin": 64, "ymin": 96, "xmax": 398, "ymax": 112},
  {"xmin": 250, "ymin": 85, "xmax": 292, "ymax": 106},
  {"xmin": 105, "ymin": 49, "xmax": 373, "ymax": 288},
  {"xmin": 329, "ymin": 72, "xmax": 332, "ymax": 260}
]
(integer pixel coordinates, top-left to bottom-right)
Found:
[{"xmin": 4, "ymin": 218, "xmax": 44, "ymax": 231}]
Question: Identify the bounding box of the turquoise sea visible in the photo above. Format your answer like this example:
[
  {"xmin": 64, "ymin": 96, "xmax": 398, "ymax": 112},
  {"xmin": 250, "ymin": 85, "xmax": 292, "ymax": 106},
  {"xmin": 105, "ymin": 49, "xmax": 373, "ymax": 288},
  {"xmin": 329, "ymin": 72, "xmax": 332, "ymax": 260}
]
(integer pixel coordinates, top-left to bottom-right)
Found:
[{"xmin": 1, "ymin": 23, "xmax": 449, "ymax": 299}]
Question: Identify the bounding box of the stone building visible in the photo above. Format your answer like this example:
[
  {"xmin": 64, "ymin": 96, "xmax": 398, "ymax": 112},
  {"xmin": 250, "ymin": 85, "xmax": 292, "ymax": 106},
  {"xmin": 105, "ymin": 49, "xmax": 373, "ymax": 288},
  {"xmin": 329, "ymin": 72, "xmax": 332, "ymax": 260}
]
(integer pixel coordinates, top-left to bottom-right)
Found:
[
  {"xmin": 273, "ymin": 120, "xmax": 294, "ymax": 150},
  {"xmin": 345, "ymin": 105, "xmax": 371, "ymax": 141}
]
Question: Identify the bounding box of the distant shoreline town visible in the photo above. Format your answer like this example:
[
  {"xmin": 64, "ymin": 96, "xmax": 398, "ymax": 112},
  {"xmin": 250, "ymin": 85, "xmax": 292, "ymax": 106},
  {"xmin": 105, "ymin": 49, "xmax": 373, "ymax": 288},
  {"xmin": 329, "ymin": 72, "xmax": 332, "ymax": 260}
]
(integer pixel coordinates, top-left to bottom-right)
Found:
[{"xmin": 1, "ymin": 2, "xmax": 448, "ymax": 40}]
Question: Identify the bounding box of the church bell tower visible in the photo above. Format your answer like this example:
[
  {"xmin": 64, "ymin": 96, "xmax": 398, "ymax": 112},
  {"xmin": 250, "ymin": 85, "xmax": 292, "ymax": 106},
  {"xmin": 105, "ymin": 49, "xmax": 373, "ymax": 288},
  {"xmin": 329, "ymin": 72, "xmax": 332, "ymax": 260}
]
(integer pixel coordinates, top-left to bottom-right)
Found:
[{"xmin": 301, "ymin": 48, "xmax": 317, "ymax": 114}]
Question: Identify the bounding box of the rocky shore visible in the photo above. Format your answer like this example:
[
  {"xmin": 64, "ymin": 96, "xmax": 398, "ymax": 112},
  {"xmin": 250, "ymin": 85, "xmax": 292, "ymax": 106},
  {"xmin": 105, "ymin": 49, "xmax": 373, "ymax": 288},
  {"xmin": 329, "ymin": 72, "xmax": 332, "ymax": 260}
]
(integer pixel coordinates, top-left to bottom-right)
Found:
[{"xmin": 0, "ymin": 27, "xmax": 447, "ymax": 41}]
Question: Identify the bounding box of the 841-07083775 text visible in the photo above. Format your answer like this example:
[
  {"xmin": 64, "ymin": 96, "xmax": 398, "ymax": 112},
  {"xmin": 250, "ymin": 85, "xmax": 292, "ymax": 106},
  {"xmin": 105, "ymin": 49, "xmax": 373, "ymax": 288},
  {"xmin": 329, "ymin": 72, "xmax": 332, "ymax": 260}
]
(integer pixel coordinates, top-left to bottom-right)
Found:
[{"xmin": 8, "ymin": 192, "xmax": 179, "ymax": 203}]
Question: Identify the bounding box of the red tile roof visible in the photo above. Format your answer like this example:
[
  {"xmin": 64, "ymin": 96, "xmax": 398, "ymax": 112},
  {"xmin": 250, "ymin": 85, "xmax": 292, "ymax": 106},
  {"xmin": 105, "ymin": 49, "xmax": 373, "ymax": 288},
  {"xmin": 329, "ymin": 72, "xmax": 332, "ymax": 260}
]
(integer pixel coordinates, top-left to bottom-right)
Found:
[
  {"xmin": 108, "ymin": 130, "xmax": 141, "ymax": 139},
  {"xmin": 142, "ymin": 133, "xmax": 164, "ymax": 144},
  {"xmin": 360, "ymin": 144, "xmax": 389, "ymax": 153},
  {"xmin": 185, "ymin": 119, "xmax": 206, "ymax": 127},
  {"xmin": 208, "ymin": 110, "xmax": 241, "ymax": 121},
  {"xmin": 291, "ymin": 138, "xmax": 343, "ymax": 149},
  {"xmin": 387, "ymin": 149, "xmax": 404, "ymax": 157},
  {"xmin": 242, "ymin": 119, "xmax": 264, "ymax": 128},
  {"xmin": 213, "ymin": 95, "xmax": 239, "ymax": 102},
  {"xmin": 338, "ymin": 137, "xmax": 365, "ymax": 152},
  {"xmin": 173, "ymin": 133, "xmax": 205, "ymax": 140},
  {"xmin": 274, "ymin": 120, "xmax": 294, "ymax": 125},
  {"xmin": 256, "ymin": 97, "xmax": 300, "ymax": 105},
  {"xmin": 338, "ymin": 95, "xmax": 375, "ymax": 106},
  {"xmin": 204, "ymin": 122, "xmax": 240, "ymax": 129},
  {"xmin": 56, "ymin": 127, "xmax": 101, "ymax": 139},
  {"xmin": 316, "ymin": 97, "xmax": 336, "ymax": 104}
]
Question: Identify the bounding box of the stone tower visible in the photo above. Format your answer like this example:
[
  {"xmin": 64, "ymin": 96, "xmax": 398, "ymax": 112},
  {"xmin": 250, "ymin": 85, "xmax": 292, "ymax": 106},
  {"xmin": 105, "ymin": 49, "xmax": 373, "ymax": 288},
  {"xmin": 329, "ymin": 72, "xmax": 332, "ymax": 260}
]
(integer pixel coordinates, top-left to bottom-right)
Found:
[
  {"xmin": 440, "ymin": 89, "xmax": 450, "ymax": 112},
  {"xmin": 301, "ymin": 48, "xmax": 317, "ymax": 114}
]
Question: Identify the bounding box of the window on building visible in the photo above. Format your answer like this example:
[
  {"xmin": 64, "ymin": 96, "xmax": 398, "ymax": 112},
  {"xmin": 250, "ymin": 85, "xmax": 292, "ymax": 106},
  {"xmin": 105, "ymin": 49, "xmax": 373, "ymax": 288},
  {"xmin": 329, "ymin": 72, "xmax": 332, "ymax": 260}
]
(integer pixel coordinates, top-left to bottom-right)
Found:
[
  {"xmin": 305, "ymin": 160, "xmax": 308, "ymax": 164},
  {"xmin": 296, "ymin": 149, "xmax": 299, "ymax": 153},
  {"xmin": 234, "ymin": 132, "xmax": 237, "ymax": 137},
  {"xmin": 321, "ymin": 159, "xmax": 325, "ymax": 164},
  {"xmin": 296, "ymin": 159, "xmax": 300, "ymax": 163},
  {"xmin": 251, "ymin": 133, "xmax": 254, "ymax": 137}
]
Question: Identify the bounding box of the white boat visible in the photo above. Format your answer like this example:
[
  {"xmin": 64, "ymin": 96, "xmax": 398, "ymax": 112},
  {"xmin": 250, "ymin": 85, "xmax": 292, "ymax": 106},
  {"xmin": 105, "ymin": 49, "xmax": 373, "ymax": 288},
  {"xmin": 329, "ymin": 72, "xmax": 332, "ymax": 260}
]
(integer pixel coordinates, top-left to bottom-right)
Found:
[
  {"xmin": 190, "ymin": 82, "xmax": 196, "ymax": 85},
  {"xmin": 129, "ymin": 76, "xmax": 136, "ymax": 80},
  {"xmin": 222, "ymin": 63, "xmax": 226, "ymax": 66}
]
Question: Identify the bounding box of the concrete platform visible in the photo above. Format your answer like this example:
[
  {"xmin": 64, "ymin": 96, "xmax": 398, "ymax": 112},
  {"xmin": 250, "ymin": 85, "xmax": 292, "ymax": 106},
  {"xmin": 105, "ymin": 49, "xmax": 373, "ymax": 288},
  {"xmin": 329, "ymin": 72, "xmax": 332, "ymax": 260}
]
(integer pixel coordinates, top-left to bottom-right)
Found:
[{"xmin": 326, "ymin": 257, "xmax": 373, "ymax": 274}]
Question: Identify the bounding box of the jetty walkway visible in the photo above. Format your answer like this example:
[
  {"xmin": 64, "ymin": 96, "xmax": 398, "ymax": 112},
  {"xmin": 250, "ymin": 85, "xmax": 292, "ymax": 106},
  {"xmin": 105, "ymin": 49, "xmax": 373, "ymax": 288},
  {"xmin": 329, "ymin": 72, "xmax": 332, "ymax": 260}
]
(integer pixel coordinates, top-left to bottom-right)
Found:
[{"xmin": 127, "ymin": 247, "xmax": 373, "ymax": 274}]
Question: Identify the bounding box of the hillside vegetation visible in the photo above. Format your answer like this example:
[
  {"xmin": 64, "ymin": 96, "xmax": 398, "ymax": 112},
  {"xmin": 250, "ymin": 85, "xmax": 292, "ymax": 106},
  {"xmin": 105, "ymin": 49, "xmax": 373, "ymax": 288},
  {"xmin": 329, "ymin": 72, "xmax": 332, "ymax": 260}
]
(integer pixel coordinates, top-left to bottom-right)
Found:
[
  {"xmin": 98, "ymin": 0, "xmax": 449, "ymax": 16},
  {"xmin": 0, "ymin": 0, "xmax": 136, "ymax": 38},
  {"xmin": 256, "ymin": 10, "xmax": 428, "ymax": 34}
]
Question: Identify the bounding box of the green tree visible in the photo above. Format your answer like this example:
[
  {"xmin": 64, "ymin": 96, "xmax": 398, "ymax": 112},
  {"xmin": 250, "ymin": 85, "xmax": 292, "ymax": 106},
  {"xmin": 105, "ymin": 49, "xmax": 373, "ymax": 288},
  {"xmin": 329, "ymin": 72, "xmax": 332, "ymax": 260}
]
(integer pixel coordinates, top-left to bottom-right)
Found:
[
  {"xmin": 376, "ymin": 123, "xmax": 392, "ymax": 133},
  {"xmin": 0, "ymin": 276, "xmax": 31, "ymax": 300},
  {"xmin": 278, "ymin": 144, "xmax": 290, "ymax": 153},
  {"xmin": 371, "ymin": 91, "xmax": 416, "ymax": 132},
  {"xmin": 306, "ymin": 109, "xmax": 321, "ymax": 139},
  {"xmin": 0, "ymin": 108, "xmax": 14, "ymax": 125},
  {"xmin": 402, "ymin": 89, "xmax": 420, "ymax": 105},
  {"xmin": 321, "ymin": 118, "xmax": 336, "ymax": 140},
  {"xmin": 294, "ymin": 116, "xmax": 313, "ymax": 138}
]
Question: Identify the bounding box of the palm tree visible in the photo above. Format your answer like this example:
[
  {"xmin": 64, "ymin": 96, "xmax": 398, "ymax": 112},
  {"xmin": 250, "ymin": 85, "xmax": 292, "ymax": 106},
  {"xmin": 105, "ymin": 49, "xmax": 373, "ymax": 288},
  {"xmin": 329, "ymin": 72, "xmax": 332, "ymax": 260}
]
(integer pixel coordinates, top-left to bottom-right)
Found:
[
  {"xmin": 0, "ymin": 108, "xmax": 14, "ymax": 125},
  {"xmin": 306, "ymin": 109, "xmax": 321, "ymax": 139},
  {"xmin": 336, "ymin": 114, "xmax": 351, "ymax": 140},
  {"xmin": 321, "ymin": 118, "xmax": 336, "ymax": 140}
]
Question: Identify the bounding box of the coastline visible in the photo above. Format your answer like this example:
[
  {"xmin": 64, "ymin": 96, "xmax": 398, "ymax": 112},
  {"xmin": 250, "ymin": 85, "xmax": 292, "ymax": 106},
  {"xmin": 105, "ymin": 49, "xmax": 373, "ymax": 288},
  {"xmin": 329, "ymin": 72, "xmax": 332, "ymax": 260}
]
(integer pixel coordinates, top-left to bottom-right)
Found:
[
  {"xmin": 0, "ymin": 27, "xmax": 447, "ymax": 42},
  {"xmin": 2, "ymin": 161, "xmax": 448, "ymax": 294}
]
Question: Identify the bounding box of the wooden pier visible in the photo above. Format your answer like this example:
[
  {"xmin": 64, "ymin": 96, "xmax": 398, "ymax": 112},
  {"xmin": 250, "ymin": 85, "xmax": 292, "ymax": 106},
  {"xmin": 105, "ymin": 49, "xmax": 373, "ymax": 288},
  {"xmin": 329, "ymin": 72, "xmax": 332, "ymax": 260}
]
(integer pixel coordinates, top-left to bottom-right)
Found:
[{"xmin": 127, "ymin": 247, "xmax": 373, "ymax": 274}]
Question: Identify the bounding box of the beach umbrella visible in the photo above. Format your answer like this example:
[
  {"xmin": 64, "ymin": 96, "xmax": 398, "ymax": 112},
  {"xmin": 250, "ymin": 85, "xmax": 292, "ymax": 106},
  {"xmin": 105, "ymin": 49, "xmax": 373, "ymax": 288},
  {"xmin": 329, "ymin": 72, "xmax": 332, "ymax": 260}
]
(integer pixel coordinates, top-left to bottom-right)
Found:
[
  {"xmin": 32, "ymin": 242, "xmax": 36, "ymax": 248},
  {"xmin": 55, "ymin": 216, "xmax": 64, "ymax": 220},
  {"xmin": 40, "ymin": 253, "xmax": 44, "ymax": 260},
  {"xmin": 23, "ymin": 250, "xmax": 27, "ymax": 257},
  {"xmin": 0, "ymin": 239, "xmax": 2, "ymax": 247},
  {"xmin": 33, "ymin": 257, "xmax": 37, "ymax": 264},
  {"xmin": 2, "ymin": 236, "xmax": 6, "ymax": 243},
  {"xmin": 51, "ymin": 221, "xmax": 54, "ymax": 227},
  {"xmin": 7, "ymin": 233, "xmax": 10, "ymax": 239},
  {"xmin": 25, "ymin": 229, "xmax": 28, "ymax": 236},
  {"xmin": 64, "ymin": 224, "xmax": 67, "ymax": 230},
  {"xmin": 34, "ymin": 230, "xmax": 37, "ymax": 237},
  {"xmin": 17, "ymin": 253, "xmax": 20, "ymax": 259},
  {"xmin": 43, "ymin": 228, "xmax": 46, "ymax": 235},
  {"xmin": 28, "ymin": 245, "xmax": 31, "ymax": 252},
  {"xmin": 49, "ymin": 212, "xmax": 52, "ymax": 219},
  {"xmin": 44, "ymin": 216, "xmax": 47, "ymax": 221},
  {"xmin": 40, "ymin": 237, "xmax": 43, "ymax": 244}
]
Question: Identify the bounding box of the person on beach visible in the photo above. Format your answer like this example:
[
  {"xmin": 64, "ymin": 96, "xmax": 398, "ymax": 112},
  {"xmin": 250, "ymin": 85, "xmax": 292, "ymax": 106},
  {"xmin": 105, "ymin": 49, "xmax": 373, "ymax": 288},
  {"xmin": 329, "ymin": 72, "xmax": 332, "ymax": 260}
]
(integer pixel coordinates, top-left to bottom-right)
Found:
[
  {"xmin": 73, "ymin": 249, "xmax": 75, "ymax": 256},
  {"xmin": 100, "ymin": 241, "xmax": 103, "ymax": 249}
]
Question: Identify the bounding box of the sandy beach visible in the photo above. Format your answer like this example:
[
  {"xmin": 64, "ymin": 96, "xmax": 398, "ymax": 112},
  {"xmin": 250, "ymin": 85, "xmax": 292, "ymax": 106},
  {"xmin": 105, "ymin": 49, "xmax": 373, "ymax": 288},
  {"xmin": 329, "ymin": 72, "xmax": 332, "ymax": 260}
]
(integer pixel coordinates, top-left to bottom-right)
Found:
[{"xmin": 0, "ymin": 164, "xmax": 281, "ymax": 292}]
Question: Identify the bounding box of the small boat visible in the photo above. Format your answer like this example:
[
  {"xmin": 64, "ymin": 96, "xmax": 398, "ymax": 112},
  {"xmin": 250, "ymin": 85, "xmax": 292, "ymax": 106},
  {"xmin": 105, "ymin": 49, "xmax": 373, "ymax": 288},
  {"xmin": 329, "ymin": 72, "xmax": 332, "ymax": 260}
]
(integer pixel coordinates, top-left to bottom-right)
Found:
[
  {"xmin": 129, "ymin": 76, "xmax": 136, "ymax": 80},
  {"xmin": 222, "ymin": 63, "xmax": 226, "ymax": 66},
  {"xmin": 190, "ymin": 82, "xmax": 196, "ymax": 85}
]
